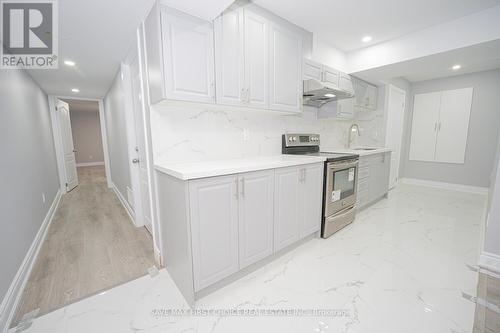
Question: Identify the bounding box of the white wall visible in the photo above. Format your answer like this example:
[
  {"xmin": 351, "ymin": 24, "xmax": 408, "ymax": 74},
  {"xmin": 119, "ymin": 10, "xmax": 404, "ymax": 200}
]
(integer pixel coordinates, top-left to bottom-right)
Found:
[
  {"xmin": 400, "ymin": 69, "xmax": 500, "ymax": 187},
  {"xmin": 70, "ymin": 110, "xmax": 105, "ymax": 165},
  {"xmin": 0, "ymin": 69, "xmax": 59, "ymax": 303},
  {"xmin": 484, "ymin": 135, "xmax": 500, "ymax": 256},
  {"xmin": 150, "ymin": 104, "xmax": 385, "ymax": 164},
  {"xmin": 104, "ymin": 72, "xmax": 132, "ymax": 201},
  {"xmin": 311, "ymin": 36, "xmax": 348, "ymax": 72}
]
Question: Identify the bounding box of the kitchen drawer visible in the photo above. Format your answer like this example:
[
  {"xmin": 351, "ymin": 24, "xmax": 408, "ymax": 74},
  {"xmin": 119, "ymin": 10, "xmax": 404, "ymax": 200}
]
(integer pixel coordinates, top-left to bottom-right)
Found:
[{"xmin": 358, "ymin": 166, "xmax": 370, "ymax": 180}]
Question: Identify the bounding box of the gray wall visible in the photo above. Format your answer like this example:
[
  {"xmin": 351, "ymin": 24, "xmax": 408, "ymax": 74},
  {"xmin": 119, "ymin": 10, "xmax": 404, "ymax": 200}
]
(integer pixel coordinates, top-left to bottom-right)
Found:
[
  {"xmin": 0, "ymin": 68, "xmax": 59, "ymax": 301},
  {"xmin": 103, "ymin": 71, "xmax": 132, "ymax": 201},
  {"xmin": 70, "ymin": 110, "xmax": 104, "ymax": 164},
  {"xmin": 400, "ymin": 70, "xmax": 500, "ymax": 187}
]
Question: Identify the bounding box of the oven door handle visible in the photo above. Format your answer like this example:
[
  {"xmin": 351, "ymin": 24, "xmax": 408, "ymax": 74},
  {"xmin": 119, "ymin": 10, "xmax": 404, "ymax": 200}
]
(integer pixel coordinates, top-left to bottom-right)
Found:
[{"xmin": 328, "ymin": 160, "xmax": 358, "ymax": 171}]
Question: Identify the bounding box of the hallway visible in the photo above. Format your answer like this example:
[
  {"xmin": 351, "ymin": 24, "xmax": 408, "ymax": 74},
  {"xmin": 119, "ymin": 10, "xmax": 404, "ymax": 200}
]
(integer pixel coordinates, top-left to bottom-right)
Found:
[{"xmin": 11, "ymin": 166, "xmax": 155, "ymax": 327}]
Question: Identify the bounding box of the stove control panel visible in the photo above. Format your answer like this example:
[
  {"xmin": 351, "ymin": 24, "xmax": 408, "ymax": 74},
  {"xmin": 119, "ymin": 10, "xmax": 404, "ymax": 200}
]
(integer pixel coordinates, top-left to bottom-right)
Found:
[{"xmin": 283, "ymin": 134, "xmax": 320, "ymax": 147}]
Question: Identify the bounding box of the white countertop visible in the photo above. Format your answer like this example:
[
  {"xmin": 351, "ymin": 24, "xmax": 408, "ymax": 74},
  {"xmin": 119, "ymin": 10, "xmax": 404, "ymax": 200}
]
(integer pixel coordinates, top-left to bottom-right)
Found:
[
  {"xmin": 155, "ymin": 155, "xmax": 327, "ymax": 180},
  {"xmin": 322, "ymin": 147, "xmax": 392, "ymax": 156}
]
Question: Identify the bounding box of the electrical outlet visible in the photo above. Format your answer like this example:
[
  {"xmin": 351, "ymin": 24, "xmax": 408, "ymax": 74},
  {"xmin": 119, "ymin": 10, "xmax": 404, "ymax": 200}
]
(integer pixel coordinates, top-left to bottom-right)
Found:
[
  {"xmin": 41, "ymin": 193, "xmax": 46, "ymax": 203},
  {"xmin": 243, "ymin": 128, "xmax": 250, "ymax": 141}
]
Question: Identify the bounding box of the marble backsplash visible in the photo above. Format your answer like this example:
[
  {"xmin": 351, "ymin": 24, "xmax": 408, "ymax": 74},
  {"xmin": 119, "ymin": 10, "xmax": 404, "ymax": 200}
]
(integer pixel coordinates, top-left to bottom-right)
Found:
[{"xmin": 150, "ymin": 103, "xmax": 386, "ymax": 164}]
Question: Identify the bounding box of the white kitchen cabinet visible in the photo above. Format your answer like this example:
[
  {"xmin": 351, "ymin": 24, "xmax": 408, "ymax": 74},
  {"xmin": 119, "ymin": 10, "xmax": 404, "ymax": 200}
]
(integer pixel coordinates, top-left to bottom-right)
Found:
[
  {"xmin": 274, "ymin": 167, "xmax": 300, "ymax": 251},
  {"xmin": 269, "ymin": 23, "xmax": 302, "ymax": 113},
  {"xmin": 214, "ymin": 7, "xmax": 245, "ymax": 106},
  {"xmin": 243, "ymin": 10, "xmax": 269, "ymax": 109},
  {"xmin": 298, "ymin": 164, "xmax": 324, "ymax": 237},
  {"xmin": 322, "ymin": 65, "xmax": 340, "ymax": 89},
  {"xmin": 189, "ymin": 175, "xmax": 239, "ymax": 291},
  {"xmin": 303, "ymin": 59, "xmax": 323, "ymax": 81},
  {"xmin": 214, "ymin": 7, "xmax": 303, "ymax": 113},
  {"xmin": 409, "ymin": 88, "xmax": 473, "ymax": 163},
  {"xmin": 356, "ymin": 152, "xmax": 391, "ymax": 209},
  {"xmin": 353, "ymin": 77, "xmax": 377, "ymax": 110},
  {"xmin": 274, "ymin": 164, "xmax": 323, "ymax": 251},
  {"xmin": 144, "ymin": 5, "xmax": 215, "ymax": 104},
  {"xmin": 339, "ymin": 72, "xmax": 354, "ymax": 95},
  {"xmin": 238, "ymin": 170, "xmax": 274, "ymax": 268}
]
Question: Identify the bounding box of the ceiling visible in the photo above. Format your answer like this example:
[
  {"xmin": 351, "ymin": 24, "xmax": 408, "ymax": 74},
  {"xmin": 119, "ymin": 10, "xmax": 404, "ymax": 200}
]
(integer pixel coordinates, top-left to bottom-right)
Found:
[
  {"xmin": 252, "ymin": 0, "xmax": 500, "ymax": 52},
  {"xmin": 27, "ymin": 0, "xmax": 155, "ymax": 98},
  {"xmin": 63, "ymin": 99, "xmax": 99, "ymax": 113},
  {"xmin": 353, "ymin": 39, "xmax": 500, "ymax": 83}
]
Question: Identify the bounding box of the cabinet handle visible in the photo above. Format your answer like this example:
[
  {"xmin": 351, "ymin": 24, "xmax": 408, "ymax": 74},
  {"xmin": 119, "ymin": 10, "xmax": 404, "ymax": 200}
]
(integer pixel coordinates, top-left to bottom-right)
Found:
[
  {"xmin": 235, "ymin": 178, "xmax": 239, "ymax": 198},
  {"xmin": 210, "ymin": 81, "xmax": 215, "ymax": 98},
  {"xmin": 246, "ymin": 88, "xmax": 250, "ymax": 103},
  {"xmin": 303, "ymin": 169, "xmax": 306, "ymax": 183},
  {"xmin": 434, "ymin": 123, "xmax": 437, "ymax": 131},
  {"xmin": 438, "ymin": 122, "xmax": 442, "ymax": 131},
  {"xmin": 241, "ymin": 88, "xmax": 246, "ymax": 102}
]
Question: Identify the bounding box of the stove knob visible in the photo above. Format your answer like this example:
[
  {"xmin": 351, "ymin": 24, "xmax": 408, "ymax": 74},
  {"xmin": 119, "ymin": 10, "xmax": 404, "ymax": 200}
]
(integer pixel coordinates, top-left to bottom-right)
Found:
[
  {"xmin": 288, "ymin": 137, "xmax": 293, "ymax": 142},
  {"xmin": 292, "ymin": 136, "xmax": 297, "ymax": 141}
]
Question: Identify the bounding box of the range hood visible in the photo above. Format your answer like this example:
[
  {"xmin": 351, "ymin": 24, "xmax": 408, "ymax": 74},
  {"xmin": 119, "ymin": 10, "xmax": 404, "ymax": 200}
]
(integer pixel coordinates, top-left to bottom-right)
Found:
[{"xmin": 303, "ymin": 79, "xmax": 355, "ymax": 107}]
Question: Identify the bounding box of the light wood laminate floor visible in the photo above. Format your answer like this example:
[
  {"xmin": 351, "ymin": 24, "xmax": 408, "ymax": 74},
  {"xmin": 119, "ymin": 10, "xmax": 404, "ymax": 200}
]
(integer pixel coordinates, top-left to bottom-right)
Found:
[
  {"xmin": 474, "ymin": 272, "xmax": 500, "ymax": 333},
  {"xmin": 11, "ymin": 166, "xmax": 154, "ymax": 327}
]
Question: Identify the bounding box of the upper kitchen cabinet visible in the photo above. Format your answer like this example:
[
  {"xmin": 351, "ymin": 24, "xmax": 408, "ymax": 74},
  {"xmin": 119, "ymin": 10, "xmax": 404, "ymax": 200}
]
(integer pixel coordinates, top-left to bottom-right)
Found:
[
  {"xmin": 303, "ymin": 59, "xmax": 353, "ymax": 94},
  {"xmin": 214, "ymin": 6, "xmax": 303, "ymax": 113},
  {"xmin": 352, "ymin": 77, "xmax": 378, "ymax": 110},
  {"xmin": 144, "ymin": 4, "xmax": 215, "ymax": 104},
  {"xmin": 269, "ymin": 23, "xmax": 303, "ymax": 112}
]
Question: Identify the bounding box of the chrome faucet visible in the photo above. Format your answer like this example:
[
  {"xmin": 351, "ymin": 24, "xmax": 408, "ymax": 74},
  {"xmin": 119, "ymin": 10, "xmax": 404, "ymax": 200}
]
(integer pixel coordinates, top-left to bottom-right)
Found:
[{"xmin": 348, "ymin": 123, "xmax": 360, "ymax": 148}]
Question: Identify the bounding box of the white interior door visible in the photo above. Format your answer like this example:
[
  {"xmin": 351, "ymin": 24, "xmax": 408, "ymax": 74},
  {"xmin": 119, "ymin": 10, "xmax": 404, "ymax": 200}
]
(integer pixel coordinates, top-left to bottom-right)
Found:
[
  {"xmin": 57, "ymin": 100, "xmax": 78, "ymax": 192},
  {"xmin": 130, "ymin": 54, "xmax": 152, "ymax": 232},
  {"xmin": 409, "ymin": 92, "xmax": 441, "ymax": 162},
  {"xmin": 434, "ymin": 87, "xmax": 473, "ymax": 164},
  {"xmin": 385, "ymin": 85, "xmax": 406, "ymax": 188}
]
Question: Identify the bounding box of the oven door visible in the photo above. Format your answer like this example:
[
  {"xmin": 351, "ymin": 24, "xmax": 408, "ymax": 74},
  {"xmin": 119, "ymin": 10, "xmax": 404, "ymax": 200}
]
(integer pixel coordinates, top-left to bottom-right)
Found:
[{"xmin": 325, "ymin": 159, "xmax": 358, "ymax": 216}]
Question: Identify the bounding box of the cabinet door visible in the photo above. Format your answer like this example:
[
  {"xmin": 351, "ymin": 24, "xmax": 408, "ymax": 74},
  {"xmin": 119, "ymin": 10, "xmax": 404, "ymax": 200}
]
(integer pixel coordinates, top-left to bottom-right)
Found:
[
  {"xmin": 434, "ymin": 88, "xmax": 473, "ymax": 164},
  {"xmin": 161, "ymin": 8, "xmax": 215, "ymax": 104},
  {"xmin": 409, "ymin": 92, "xmax": 441, "ymax": 161},
  {"xmin": 269, "ymin": 23, "xmax": 302, "ymax": 113},
  {"xmin": 189, "ymin": 175, "xmax": 239, "ymax": 291},
  {"xmin": 353, "ymin": 78, "xmax": 368, "ymax": 108},
  {"xmin": 238, "ymin": 170, "xmax": 274, "ymax": 268},
  {"xmin": 303, "ymin": 59, "xmax": 322, "ymax": 81},
  {"xmin": 366, "ymin": 84, "xmax": 378, "ymax": 109},
  {"xmin": 368, "ymin": 153, "xmax": 390, "ymax": 202},
  {"xmin": 339, "ymin": 73, "xmax": 354, "ymax": 94},
  {"xmin": 243, "ymin": 10, "xmax": 269, "ymax": 108},
  {"xmin": 299, "ymin": 164, "xmax": 324, "ymax": 237},
  {"xmin": 274, "ymin": 167, "xmax": 300, "ymax": 251},
  {"xmin": 336, "ymin": 98, "xmax": 354, "ymax": 119},
  {"xmin": 322, "ymin": 65, "xmax": 339, "ymax": 89},
  {"xmin": 214, "ymin": 8, "xmax": 245, "ymax": 106}
]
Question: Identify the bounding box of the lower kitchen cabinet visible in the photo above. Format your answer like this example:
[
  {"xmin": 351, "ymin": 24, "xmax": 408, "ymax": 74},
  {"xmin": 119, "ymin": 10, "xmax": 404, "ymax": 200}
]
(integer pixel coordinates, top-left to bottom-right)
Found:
[
  {"xmin": 274, "ymin": 164, "xmax": 324, "ymax": 252},
  {"xmin": 189, "ymin": 175, "xmax": 239, "ymax": 291},
  {"xmin": 299, "ymin": 164, "xmax": 324, "ymax": 237},
  {"xmin": 157, "ymin": 162, "xmax": 324, "ymax": 302},
  {"xmin": 274, "ymin": 167, "xmax": 301, "ymax": 251},
  {"xmin": 238, "ymin": 170, "xmax": 274, "ymax": 269},
  {"xmin": 357, "ymin": 152, "xmax": 391, "ymax": 209}
]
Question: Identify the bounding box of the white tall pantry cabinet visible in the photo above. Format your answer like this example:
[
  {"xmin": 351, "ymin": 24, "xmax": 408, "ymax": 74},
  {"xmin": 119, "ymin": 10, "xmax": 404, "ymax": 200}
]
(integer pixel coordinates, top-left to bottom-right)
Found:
[{"xmin": 409, "ymin": 87, "xmax": 473, "ymax": 164}]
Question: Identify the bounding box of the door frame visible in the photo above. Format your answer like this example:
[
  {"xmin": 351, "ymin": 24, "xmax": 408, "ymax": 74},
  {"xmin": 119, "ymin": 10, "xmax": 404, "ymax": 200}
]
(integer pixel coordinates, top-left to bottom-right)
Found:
[
  {"xmin": 384, "ymin": 84, "xmax": 406, "ymax": 189},
  {"xmin": 118, "ymin": 25, "xmax": 163, "ymax": 267},
  {"xmin": 48, "ymin": 95, "xmax": 112, "ymax": 193}
]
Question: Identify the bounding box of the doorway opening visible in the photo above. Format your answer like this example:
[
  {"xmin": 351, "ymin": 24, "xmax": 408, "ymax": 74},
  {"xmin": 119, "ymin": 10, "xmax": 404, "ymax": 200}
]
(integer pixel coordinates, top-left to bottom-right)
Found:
[{"xmin": 9, "ymin": 97, "xmax": 155, "ymax": 328}]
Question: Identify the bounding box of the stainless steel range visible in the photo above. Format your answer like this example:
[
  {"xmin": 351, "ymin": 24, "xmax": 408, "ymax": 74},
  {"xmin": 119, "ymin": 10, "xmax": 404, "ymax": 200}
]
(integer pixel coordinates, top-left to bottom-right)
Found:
[{"xmin": 282, "ymin": 133, "xmax": 359, "ymax": 238}]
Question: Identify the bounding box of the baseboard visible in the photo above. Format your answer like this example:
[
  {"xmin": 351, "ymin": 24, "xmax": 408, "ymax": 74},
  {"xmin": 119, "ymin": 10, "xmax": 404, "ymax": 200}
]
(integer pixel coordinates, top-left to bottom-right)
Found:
[
  {"xmin": 479, "ymin": 251, "xmax": 500, "ymax": 277},
  {"xmin": 111, "ymin": 182, "xmax": 135, "ymax": 225},
  {"xmin": 0, "ymin": 190, "xmax": 61, "ymax": 332},
  {"xmin": 76, "ymin": 161, "xmax": 104, "ymax": 167},
  {"xmin": 400, "ymin": 178, "xmax": 489, "ymax": 195}
]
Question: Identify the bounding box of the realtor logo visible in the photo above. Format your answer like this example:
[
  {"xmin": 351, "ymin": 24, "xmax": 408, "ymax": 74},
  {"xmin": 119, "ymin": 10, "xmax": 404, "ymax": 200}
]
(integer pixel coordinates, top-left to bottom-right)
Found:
[{"xmin": 1, "ymin": 0, "xmax": 58, "ymax": 68}]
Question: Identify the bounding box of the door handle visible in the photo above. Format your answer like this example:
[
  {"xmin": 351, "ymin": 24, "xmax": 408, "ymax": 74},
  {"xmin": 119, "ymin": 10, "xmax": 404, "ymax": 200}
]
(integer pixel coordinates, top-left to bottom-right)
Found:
[
  {"xmin": 132, "ymin": 158, "xmax": 139, "ymax": 164},
  {"xmin": 240, "ymin": 177, "xmax": 245, "ymax": 197},
  {"xmin": 73, "ymin": 149, "xmax": 77, "ymax": 153}
]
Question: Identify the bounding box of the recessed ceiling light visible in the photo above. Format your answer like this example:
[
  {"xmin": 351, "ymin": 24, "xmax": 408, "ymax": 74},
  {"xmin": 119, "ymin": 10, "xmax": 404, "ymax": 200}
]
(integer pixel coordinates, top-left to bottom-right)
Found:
[
  {"xmin": 452, "ymin": 64, "xmax": 461, "ymax": 70},
  {"xmin": 71, "ymin": 88, "xmax": 79, "ymax": 93},
  {"xmin": 324, "ymin": 93, "xmax": 336, "ymax": 98},
  {"xmin": 64, "ymin": 60, "xmax": 75, "ymax": 66},
  {"xmin": 361, "ymin": 36, "xmax": 373, "ymax": 43}
]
